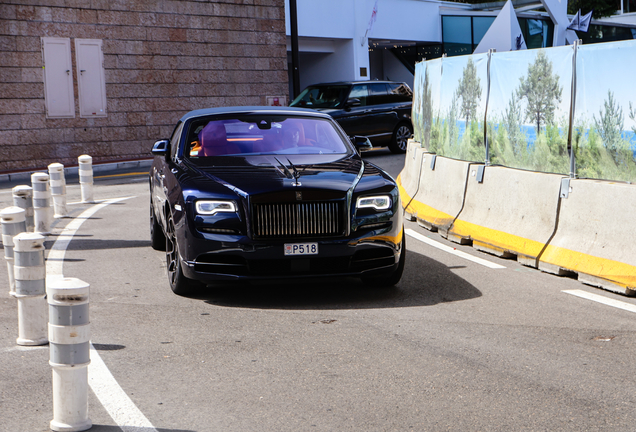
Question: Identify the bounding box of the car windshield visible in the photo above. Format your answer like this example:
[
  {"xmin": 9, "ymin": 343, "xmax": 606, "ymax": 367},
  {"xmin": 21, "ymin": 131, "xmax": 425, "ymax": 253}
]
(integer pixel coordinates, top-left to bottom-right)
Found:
[
  {"xmin": 289, "ymin": 85, "xmax": 350, "ymax": 109},
  {"xmin": 184, "ymin": 115, "xmax": 350, "ymax": 158}
]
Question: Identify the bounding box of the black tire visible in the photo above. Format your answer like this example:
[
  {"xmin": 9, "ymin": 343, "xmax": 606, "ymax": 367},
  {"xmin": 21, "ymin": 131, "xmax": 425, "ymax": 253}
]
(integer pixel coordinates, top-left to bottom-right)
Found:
[
  {"xmin": 361, "ymin": 234, "xmax": 406, "ymax": 288},
  {"xmin": 388, "ymin": 123, "xmax": 412, "ymax": 154},
  {"xmin": 150, "ymin": 200, "xmax": 166, "ymax": 251},
  {"xmin": 165, "ymin": 215, "xmax": 202, "ymax": 296}
]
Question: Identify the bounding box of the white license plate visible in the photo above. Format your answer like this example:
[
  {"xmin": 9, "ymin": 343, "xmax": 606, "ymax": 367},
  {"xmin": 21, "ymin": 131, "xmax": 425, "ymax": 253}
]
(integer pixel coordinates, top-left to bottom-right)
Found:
[{"xmin": 284, "ymin": 243, "xmax": 318, "ymax": 256}]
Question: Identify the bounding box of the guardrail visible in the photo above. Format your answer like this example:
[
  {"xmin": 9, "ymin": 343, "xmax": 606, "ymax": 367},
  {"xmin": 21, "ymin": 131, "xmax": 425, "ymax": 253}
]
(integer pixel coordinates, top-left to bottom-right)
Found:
[{"xmin": 399, "ymin": 140, "xmax": 636, "ymax": 296}]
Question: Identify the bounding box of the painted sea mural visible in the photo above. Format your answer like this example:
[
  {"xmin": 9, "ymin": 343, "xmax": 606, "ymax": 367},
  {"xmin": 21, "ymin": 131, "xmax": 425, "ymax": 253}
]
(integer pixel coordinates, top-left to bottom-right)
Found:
[{"xmin": 412, "ymin": 40, "xmax": 636, "ymax": 182}]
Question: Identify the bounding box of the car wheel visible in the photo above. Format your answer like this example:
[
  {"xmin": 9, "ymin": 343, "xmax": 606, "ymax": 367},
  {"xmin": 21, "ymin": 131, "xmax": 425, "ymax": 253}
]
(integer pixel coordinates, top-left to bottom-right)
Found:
[
  {"xmin": 389, "ymin": 123, "xmax": 412, "ymax": 154},
  {"xmin": 361, "ymin": 233, "xmax": 406, "ymax": 288},
  {"xmin": 165, "ymin": 215, "xmax": 201, "ymax": 296},
  {"xmin": 150, "ymin": 199, "xmax": 166, "ymax": 251}
]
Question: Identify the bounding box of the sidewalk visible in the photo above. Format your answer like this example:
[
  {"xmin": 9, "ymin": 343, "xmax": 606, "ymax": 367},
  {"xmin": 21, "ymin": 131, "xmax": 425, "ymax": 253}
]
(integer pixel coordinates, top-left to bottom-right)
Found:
[{"xmin": 0, "ymin": 159, "xmax": 153, "ymax": 190}]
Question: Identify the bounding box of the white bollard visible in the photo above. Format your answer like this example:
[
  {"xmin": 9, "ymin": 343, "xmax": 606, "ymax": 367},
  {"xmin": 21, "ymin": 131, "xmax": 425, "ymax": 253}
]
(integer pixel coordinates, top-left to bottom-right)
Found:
[
  {"xmin": 1, "ymin": 207, "xmax": 27, "ymax": 296},
  {"xmin": 31, "ymin": 173, "xmax": 52, "ymax": 234},
  {"xmin": 12, "ymin": 185, "xmax": 34, "ymax": 232},
  {"xmin": 48, "ymin": 277, "xmax": 91, "ymax": 432},
  {"xmin": 13, "ymin": 232, "xmax": 48, "ymax": 346},
  {"xmin": 78, "ymin": 155, "xmax": 94, "ymax": 203},
  {"xmin": 48, "ymin": 163, "xmax": 68, "ymax": 218}
]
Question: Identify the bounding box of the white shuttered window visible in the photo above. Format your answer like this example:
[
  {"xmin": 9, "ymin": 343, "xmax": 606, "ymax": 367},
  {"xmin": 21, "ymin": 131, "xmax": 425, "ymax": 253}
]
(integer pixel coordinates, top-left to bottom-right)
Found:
[
  {"xmin": 41, "ymin": 37, "xmax": 75, "ymax": 118},
  {"xmin": 75, "ymin": 39, "xmax": 107, "ymax": 118}
]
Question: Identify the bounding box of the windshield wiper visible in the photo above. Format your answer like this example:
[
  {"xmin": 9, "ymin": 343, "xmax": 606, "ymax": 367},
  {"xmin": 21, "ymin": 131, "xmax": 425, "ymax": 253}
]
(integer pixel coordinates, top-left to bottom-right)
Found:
[{"xmin": 274, "ymin": 157, "xmax": 293, "ymax": 179}]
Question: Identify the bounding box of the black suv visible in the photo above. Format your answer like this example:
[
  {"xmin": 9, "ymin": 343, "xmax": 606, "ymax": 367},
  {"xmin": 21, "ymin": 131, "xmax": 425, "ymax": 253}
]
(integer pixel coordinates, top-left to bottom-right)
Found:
[{"xmin": 289, "ymin": 81, "xmax": 413, "ymax": 153}]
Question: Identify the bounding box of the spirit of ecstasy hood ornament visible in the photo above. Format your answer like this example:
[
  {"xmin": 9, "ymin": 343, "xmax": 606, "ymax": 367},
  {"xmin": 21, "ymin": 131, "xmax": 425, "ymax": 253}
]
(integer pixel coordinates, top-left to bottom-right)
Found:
[{"xmin": 274, "ymin": 157, "xmax": 302, "ymax": 186}]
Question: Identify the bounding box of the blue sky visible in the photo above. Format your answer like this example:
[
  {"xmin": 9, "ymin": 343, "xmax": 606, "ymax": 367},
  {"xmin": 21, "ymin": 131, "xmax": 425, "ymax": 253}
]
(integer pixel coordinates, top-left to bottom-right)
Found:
[{"xmin": 418, "ymin": 39, "xmax": 636, "ymax": 133}]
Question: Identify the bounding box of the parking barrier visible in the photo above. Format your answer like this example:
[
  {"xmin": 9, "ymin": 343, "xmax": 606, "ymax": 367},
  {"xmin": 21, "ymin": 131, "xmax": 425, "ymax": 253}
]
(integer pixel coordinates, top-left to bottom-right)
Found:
[
  {"xmin": 78, "ymin": 155, "xmax": 94, "ymax": 203},
  {"xmin": 48, "ymin": 163, "xmax": 68, "ymax": 218},
  {"xmin": 31, "ymin": 172, "xmax": 52, "ymax": 234},
  {"xmin": 12, "ymin": 185, "xmax": 34, "ymax": 232},
  {"xmin": 1, "ymin": 207, "xmax": 27, "ymax": 296},
  {"xmin": 13, "ymin": 232, "xmax": 48, "ymax": 346},
  {"xmin": 412, "ymin": 156, "xmax": 473, "ymax": 238},
  {"xmin": 48, "ymin": 277, "xmax": 92, "ymax": 432}
]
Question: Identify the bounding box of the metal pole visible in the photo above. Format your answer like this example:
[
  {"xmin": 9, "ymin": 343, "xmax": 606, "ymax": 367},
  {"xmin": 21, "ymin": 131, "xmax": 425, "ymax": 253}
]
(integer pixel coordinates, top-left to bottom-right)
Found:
[
  {"xmin": 48, "ymin": 163, "xmax": 68, "ymax": 218},
  {"xmin": 31, "ymin": 173, "xmax": 52, "ymax": 235},
  {"xmin": 567, "ymin": 40, "xmax": 580, "ymax": 179},
  {"xmin": 48, "ymin": 277, "xmax": 91, "ymax": 431},
  {"xmin": 1, "ymin": 207, "xmax": 27, "ymax": 296},
  {"xmin": 484, "ymin": 49, "xmax": 495, "ymax": 166},
  {"xmin": 12, "ymin": 185, "xmax": 34, "ymax": 232},
  {"xmin": 78, "ymin": 155, "xmax": 94, "ymax": 203},
  {"xmin": 289, "ymin": 0, "xmax": 301, "ymax": 99},
  {"xmin": 13, "ymin": 232, "xmax": 48, "ymax": 346}
]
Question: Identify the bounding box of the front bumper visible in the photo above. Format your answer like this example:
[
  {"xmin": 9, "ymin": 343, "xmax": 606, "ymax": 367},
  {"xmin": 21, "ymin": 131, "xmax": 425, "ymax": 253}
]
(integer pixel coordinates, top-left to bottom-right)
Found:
[{"xmin": 179, "ymin": 224, "xmax": 403, "ymax": 283}]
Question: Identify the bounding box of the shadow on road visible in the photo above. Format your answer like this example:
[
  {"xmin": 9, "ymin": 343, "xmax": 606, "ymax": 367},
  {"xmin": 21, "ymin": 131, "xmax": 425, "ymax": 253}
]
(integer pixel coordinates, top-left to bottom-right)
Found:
[
  {"xmin": 44, "ymin": 238, "xmax": 151, "ymax": 251},
  {"xmin": 195, "ymin": 248, "xmax": 481, "ymax": 310}
]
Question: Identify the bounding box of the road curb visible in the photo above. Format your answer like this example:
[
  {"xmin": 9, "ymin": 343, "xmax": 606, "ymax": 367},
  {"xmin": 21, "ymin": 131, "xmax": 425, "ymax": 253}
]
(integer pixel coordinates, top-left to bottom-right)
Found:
[{"xmin": 0, "ymin": 159, "xmax": 153, "ymax": 184}]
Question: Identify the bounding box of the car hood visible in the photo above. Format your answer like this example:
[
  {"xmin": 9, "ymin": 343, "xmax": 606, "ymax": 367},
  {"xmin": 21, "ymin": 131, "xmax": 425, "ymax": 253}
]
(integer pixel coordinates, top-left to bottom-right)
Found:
[
  {"xmin": 182, "ymin": 155, "xmax": 364, "ymax": 200},
  {"xmin": 312, "ymin": 107, "xmax": 347, "ymax": 118}
]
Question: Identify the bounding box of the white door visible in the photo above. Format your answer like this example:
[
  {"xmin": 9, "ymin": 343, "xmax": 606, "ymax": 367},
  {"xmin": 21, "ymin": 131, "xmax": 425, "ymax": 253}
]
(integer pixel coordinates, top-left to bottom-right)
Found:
[
  {"xmin": 41, "ymin": 37, "xmax": 75, "ymax": 118},
  {"xmin": 75, "ymin": 39, "xmax": 107, "ymax": 118}
]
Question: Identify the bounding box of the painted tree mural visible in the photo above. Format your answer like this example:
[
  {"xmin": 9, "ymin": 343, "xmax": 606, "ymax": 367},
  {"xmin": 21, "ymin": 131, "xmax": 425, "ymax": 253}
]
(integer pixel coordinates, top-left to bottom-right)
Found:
[
  {"xmin": 594, "ymin": 90, "xmax": 624, "ymax": 163},
  {"xmin": 421, "ymin": 67, "xmax": 433, "ymax": 149},
  {"xmin": 517, "ymin": 51, "xmax": 562, "ymax": 132},
  {"xmin": 456, "ymin": 57, "xmax": 482, "ymax": 125}
]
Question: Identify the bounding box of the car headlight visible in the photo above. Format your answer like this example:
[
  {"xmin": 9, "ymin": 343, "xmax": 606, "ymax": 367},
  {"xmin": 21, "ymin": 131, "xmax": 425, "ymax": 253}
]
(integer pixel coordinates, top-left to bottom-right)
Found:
[
  {"xmin": 356, "ymin": 195, "xmax": 391, "ymax": 211},
  {"xmin": 195, "ymin": 200, "xmax": 237, "ymax": 215}
]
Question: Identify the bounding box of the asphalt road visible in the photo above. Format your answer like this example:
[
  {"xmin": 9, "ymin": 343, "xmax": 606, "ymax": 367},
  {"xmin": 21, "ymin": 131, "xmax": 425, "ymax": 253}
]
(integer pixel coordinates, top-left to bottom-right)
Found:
[{"xmin": 1, "ymin": 149, "xmax": 635, "ymax": 432}]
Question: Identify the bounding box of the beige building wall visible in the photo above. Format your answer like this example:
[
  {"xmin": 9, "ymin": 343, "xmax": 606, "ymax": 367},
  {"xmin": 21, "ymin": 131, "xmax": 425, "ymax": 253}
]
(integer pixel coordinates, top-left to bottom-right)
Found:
[{"xmin": 0, "ymin": 0, "xmax": 288, "ymax": 172}]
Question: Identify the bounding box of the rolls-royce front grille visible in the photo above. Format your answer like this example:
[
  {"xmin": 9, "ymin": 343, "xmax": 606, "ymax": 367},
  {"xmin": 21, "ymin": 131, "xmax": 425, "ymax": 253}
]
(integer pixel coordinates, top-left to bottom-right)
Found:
[{"xmin": 253, "ymin": 202, "xmax": 343, "ymax": 238}]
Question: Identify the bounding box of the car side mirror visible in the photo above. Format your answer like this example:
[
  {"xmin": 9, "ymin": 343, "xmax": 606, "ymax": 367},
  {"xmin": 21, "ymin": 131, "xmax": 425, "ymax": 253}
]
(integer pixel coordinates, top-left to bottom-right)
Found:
[
  {"xmin": 352, "ymin": 136, "xmax": 373, "ymax": 153},
  {"xmin": 152, "ymin": 139, "xmax": 170, "ymax": 157},
  {"xmin": 345, "ymin": 97, "xmax": 361, "ymax": 108}
]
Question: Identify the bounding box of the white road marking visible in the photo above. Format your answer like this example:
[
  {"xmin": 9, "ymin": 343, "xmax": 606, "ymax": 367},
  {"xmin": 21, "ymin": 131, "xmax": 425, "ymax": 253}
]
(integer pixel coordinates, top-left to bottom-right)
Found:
[
  {"xmin": 563, "ymin": 289, "xmax": 636, "ymax": 314},
  {"xmin": 46, "ymin": 197, "xmax": 134, "ymax": 277},
  {"xmin": 406, "ymin": 229, "xmax": 506, "ymax": 269},
  {"xmin": 67, "ymin": 198, "xmax": 124, "ymax": 206},
  {"xmin": 89, "ymin": 344, "xmax": 157, "ymax": 432},
  {"xmin": 47, "ymin": 196, "xmax": 158, "ymax": 432}
]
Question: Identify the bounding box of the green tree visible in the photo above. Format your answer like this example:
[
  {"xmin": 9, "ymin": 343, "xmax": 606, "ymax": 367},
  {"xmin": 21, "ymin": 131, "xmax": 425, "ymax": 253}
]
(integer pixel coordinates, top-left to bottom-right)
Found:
[
  {"xmin": 629, "ymin": 102, "xmax": 636, "ymax": 134},
  {"xmin": 517, "ymin": 51, "xmax": 562, "ymax": 133},
  {"xmin": 594, "ymin": 90, "xmax": 625, "ymax": 164},
  {"xmin": 421, "ymin": 67, "xmax": 433, "ymax": 149},
  {"xmin": 568, "ymin": 0, "xmax": 615, "ymax": 18},
  {"xmin": 503, "ymin": 89, "xmax": 525, "ymax": 156},
  {"xmin": 456, "ymin": 57, "xmax": 482, "ymax": 125}
]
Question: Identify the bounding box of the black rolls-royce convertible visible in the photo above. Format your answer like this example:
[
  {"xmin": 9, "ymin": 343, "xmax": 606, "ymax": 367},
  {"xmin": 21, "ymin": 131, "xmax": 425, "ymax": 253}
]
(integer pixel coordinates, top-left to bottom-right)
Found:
[{"xmin": 150, "ymin": 106, "xmax": 405, "ymax": 295}]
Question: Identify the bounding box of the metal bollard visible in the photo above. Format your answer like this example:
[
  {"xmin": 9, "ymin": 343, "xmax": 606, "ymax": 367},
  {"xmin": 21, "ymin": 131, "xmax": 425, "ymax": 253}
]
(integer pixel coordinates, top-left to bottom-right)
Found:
[
  {"xmin": 1, "ymin": 207, "xmax": 27, "ymax": 296},
  {"xmin": 48, "ymin": 277, "xmax": 92, "ymax": 432},
  {"xmin": 48, "ymin": 163, "xmax": 68, "ymax": 218},
  {"xmin": 13, "ymin": 232, "xmax": 48, "ymax": 346},
  {"xmin": 12, "ymin": 185, "xmax": 34, "ymax": 232},
  {"xmin": 31, "ymin": 172, "xmax": 52, "ymax": 234},
  {"xmin": 78, "ymin": 155, "xmax": 94, "ymax": 203}
]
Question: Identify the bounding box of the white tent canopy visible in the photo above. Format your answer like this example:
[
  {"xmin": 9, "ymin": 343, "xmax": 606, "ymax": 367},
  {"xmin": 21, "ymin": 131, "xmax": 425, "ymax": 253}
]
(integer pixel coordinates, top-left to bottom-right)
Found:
[{"xmin": 473, "ymin": 0, "xmax": 527, "ymax": 54}]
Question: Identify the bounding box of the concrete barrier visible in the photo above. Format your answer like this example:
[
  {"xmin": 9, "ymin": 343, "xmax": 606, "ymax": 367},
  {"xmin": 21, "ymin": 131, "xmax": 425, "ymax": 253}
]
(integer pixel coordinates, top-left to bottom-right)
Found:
[
  {"xmin": 397, "ymin": 140, "xmax": 425, "ymax": 221},
  {"xmin": 411, "ymin": 156, "xmax": 474, "ymax": 239},
  {"xmin": 31, "ymin": 172, "xmax": 52, "ymax": 235},
  {"xmin": 397, "ymin": 148, "xmax": 636, "ymax": 295},
  {"xmin": 48, "ymin": 163, "xmax": 68, "ymax": 218},
  {"xmin": 447, "ymin": 166, "xmax": 563, "ymax": 267},
  {"xmin": 12, "ymin": 185, "xmax": 34, "ymax": 232},
  {"xmin": 78, "ymin": 155, "xmax": 94, "ymax": 203},
  {"xmin": 538, "ymin": 179, "xmax": 636, "ymax": 295}
]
